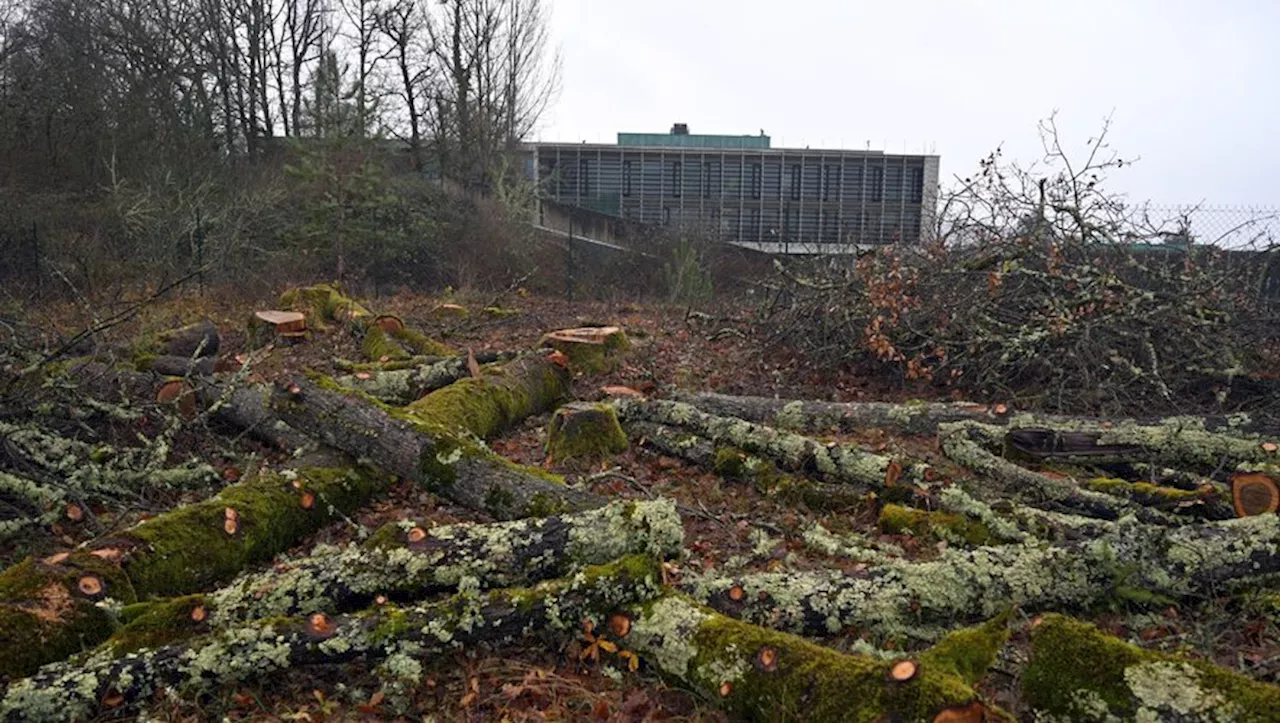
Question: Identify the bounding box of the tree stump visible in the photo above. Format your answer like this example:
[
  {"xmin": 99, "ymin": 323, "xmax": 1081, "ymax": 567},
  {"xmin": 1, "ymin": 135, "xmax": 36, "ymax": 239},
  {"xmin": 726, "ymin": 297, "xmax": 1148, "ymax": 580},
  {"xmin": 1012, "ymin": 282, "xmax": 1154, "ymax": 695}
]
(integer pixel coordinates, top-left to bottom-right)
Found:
[
  {"xmin": 546, "ymin": 402, "xmax": 629, "ymax": 464},
  {"xmin": 247, "ymin": 311, "xmax": 308, "ymax": 348},
  {"xmin": 1231, "ymin": 473, "xmax": 1279, "ymax": 517},
  {"xmin": 540, "ymin": 326, "xmax": 630, "ymax": 374}
]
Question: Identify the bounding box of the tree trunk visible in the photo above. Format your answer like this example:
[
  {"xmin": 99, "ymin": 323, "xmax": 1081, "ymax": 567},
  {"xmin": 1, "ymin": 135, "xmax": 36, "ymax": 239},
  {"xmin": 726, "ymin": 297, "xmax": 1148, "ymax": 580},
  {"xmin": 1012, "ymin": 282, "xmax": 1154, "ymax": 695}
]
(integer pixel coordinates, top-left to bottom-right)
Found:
[
  {"xmin": 621, "ymin": 593, "xmax": 997, "ymax": 723},
  {"xmin": 613, "ymin": 399, "xmax": 929, "ymax": 490},
  {"xmin": 684, "ymin": 513, "xmax": 1280, "ymax": 641},
  {"xmin": 0, "ymin": 556, "xmax": 665, "ymax": 722},
  {"xmin": 335, "ymin": 351, "xmax": 518, "ymax": 405},
  {"xmin": 0, "ymin": 454, "xmax": 391, "ymax": 680},
  {"xmin": 271, "ymin": 355, "xmax": 606, "ymax": 519},
  {"xmin": 124, "ymin": 498, "xmax": 684, "ymax": 634},
  {"xmin": 672, "ymin": 392, "xmax": 1008, "ymax": 436},
  {"xmin": 1022, "ymin": 614, "xmax": 1280, "ymax": 721}
]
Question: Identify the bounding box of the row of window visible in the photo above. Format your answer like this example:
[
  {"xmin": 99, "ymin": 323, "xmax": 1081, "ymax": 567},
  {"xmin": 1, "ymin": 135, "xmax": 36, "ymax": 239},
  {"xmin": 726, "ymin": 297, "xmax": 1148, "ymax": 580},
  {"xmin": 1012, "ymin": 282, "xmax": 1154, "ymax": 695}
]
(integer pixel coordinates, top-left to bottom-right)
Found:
[
  {"xmin": 574, "ymin": 160, "xmax": 923, "ymax": 203},
  {"xmin": 631, "ymin": 205, "xmax": 922, "ymax": 242}
]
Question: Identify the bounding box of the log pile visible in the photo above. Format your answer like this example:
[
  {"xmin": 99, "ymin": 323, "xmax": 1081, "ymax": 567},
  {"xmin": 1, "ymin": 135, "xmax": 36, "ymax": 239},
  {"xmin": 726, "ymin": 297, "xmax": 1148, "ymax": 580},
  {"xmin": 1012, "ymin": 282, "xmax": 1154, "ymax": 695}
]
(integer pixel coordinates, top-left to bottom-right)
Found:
[{"xmin": 2, "ymin": 297, "xmax": 1277, "ymax": 723}]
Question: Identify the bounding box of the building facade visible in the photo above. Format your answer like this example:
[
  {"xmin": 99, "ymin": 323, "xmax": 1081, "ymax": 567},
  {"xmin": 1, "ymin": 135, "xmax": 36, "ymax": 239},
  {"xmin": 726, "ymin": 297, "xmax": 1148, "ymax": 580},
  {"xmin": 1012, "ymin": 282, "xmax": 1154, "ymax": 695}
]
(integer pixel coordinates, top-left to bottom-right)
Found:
[{"xmin": 528, "ymin": 125, "xmax": 939, "ymax": 252}]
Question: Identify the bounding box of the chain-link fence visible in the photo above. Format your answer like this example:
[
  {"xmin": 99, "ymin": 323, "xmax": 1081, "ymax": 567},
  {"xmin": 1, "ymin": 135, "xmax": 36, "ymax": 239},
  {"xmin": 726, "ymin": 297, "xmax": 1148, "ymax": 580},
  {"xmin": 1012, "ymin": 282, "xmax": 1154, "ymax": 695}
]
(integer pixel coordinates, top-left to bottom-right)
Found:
[{"xmin": 1137, "ymin": 205, "xmax": 1280, "ymax": 249}]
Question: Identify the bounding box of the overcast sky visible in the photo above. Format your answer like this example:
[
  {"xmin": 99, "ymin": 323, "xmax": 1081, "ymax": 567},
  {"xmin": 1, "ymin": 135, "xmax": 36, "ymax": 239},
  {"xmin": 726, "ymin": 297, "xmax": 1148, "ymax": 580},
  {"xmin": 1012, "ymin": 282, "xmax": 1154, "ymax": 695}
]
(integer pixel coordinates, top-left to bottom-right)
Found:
[{"xmin": 535, "ymin": 0, "xmax": 1279, "ymax": 208}]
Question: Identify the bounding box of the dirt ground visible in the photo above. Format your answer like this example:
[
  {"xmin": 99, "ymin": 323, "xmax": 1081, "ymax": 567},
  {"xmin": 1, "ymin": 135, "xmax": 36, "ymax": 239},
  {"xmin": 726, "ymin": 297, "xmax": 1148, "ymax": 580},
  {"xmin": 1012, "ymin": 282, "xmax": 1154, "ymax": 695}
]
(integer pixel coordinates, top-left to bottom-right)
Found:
[{"xmin": 2, "ymin": 286, "xmax": 1276, "ymax": 722}]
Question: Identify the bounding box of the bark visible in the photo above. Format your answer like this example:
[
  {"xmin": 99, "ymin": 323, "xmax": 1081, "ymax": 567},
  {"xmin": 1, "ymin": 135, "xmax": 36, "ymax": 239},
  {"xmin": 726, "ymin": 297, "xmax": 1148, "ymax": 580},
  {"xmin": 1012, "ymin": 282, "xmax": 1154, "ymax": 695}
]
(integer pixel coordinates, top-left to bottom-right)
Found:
[
  {"xmin": 672, "ymin": 392, "xmax": 1008, "ymax": 436},
  {"xmin": 194, "ymin": 381, "xmax": 315, "ymax": 452},
  {"xmin": 1023, "ymin": 614, "xmax": 1280, "ymax": 721},
  {"xmin": 146, "ymin": 355, "xmax": 216, "ymax": 378},
  {"xmin": 939, "ymin": 421, "xmax": 1179, "ymax": 525},
  {"xmin": 683, "ymin": 513, "xmax": 1280, "ymax": 642},
  {"xmin": 0, "ymin": 470, "xmax": 62, "ymax": 540},
  {"xmin": 0, "ymin": 453, "xmax": 392, "ymax": 680},
  {"xmin": 156, "ymin": 320, "xmax": 220, "ymax": 359},
  {"xmin": 271, "ymin": 356, "xmax": 606, "ymax": 520},
  {"xmin": 0, "ymin": 556, "xmax": 665, "ymax": 722},
  {"xmin": 335, "ymin": 351, "xmax": 519, "ymax": 405},
  {"xmin": 361, "ymin": 325, "xmax": 457, "ymax": 362},
  {"xmin": 625, "ymin": 419, "xmax": 875, "ymax": 511},
  {"xmin": 117, "ymin": 499, "xmax": 684, "ymax": 637},
  {"xmin": 614, "ymin": 399, "xmax": 929, "ymax": 490},
  {"xmin": 1002, "ymin": 413, "xmax": 1280, "ymax": 471},
  {"xmin": 540, "ymin": 327, "xmax": 630, "ymax": 374},
  {"xmin": 621, "ymin": 593, "xmax": 995, "ymax": 723}
]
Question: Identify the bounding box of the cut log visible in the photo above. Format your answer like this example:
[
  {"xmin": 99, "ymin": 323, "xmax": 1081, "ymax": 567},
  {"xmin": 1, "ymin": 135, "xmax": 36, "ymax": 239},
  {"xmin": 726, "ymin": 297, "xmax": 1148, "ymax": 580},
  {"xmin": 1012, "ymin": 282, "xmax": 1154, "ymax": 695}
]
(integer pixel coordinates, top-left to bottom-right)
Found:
[
  {"xmin": 1231, "ymin": 473, "xmax": 1280, "ymax": 517},
  {"xmin": 546, "ymin": 402, "xmax": 629, "ymax": 464},
  {"xmin": 155, "ymin": 379, "xmax": 198, "ymax": 419},
  {"xmin": 192, "ymin": 380, "xmax": 314, "ymax": 451},
  {"xmin": 117, "ymin": 499, "xmax": 683, "ymax": 638},
  {"xmin": 626, "ymin": 419, "xmax": 872, "ymax": 510},
  {"xmin": 685, "ymin": 513, "xmax": 1280, "ymax": 641},
  {"xmin": 430, "ymin": 302, "xmax": 469, "ymax": 319},
  {"xmin": 623, "ymin": 593, "xmax": 988, "ymax": 723},
  {"xmin": 614, "ymin": 398, "xmax": 931, "ymax": 491},
  {"xmin": 1082, "ymin": 476, "xmax": 1236, "ymax": 521},
  {"xmin": 156, "ymin": 320, "xmax": 220, "ymax": 359},
  {"xmin": 335, "ymin": 353, "xmax": 522, "ymax": 405},
  {"xmin": 1003, "ymin": 415, "xmax": 1280, "ymax": 471},
  {"xmin": 939, "ymin": 422, "xmax": 1178, "ymax": 525},
  {"xmin": 0, "ymin": 455, "xmax": 392, "ymax": 680},
  {"xmin": 372, "ymin": 314, "xmax": 405, "ymax": 333},
  {"xmin": 145, "ymin": 355, "xmax": 216, "ymax": 378},
  {"xmin": 1023, "ymin": 614, "xmax": 1280, "ymax": 721},
  {"xmin": 0, "ymin": 556, "xmax": 664, "ymax": 722},
  {"xmin": 247, "ymin": 310, "xmax": 307, "ymax": 348},
  {"xmin": 271, "ymin": 355, "xmax": 605, "ymax": 519},
  {"xmin": 540, "ymin": 326, "xmax": 630, "ymax": 374},
  {"xmin": 672, "ymin": 392, "xmax": 1010, "ymax": 436}
]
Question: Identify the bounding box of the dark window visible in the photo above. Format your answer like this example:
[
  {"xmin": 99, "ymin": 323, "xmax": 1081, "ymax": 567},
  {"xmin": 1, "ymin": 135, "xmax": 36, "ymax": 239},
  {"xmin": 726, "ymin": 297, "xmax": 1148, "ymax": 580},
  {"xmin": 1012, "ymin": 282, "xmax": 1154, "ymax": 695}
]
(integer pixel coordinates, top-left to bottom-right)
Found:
[
  {"xmin": 622, "ymin": 160, "xmax": 632, "ymax": 197},
  {"xmin": 750, "ymin": 163, "xmax": 762, "ymax": 200},
  {"xmin": 663, "ymin": 207, "xmax": 672, "ymax": 225},
  {"xmin": 703, "ymin": 161, "xmax": 713, "ymax": 199},
  {"xmin": 670, "ymin": 161, "xmax": 682, "ymax": 198},
  {"xmin": 579, "ymin": 159, "xmax": 589, "ymax": 196},
  {"xmin": 869, "ymin": 166, "xmax": 884, "ymax": 202},
  {"xmin": 906, "ymin": 166, "xmax": 924, "ymax": 203},
  {"xmin": 823, "ymin": 165, "xmax": 839, "ymax": 201},
  {"xmin": 789, "ymin": 165, "xmax": 801, "ymax": 201}
]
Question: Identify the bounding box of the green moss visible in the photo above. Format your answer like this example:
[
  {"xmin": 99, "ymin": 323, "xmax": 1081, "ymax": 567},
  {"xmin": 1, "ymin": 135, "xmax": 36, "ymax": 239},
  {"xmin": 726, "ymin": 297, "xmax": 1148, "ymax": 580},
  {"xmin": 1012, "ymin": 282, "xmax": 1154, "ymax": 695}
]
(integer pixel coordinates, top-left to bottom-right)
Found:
[
  {"xmin": 878, "ymin": 505, "xmax": 994, "ymax": 546},
  {"xmin": 483, "ymin": 485, "xmax": 519, "ymax": 519},
  {"xmin": 713, "ymin": 447, "xmax": 749, "ymax": 478},
  {"xmin": 632, "ymin": 595, "xmax": 980, "ymax": 722},
  {"xmin": 483, "ymin": 306, "xmax": 520, "ymax": 318},
  {"xmin": 1024, "ymin": 614, "xmax": 1280, "ymax": 720},
  {"xmin": 123, "ymin": 465, "xmax": 391, "ymax": 598},
  {"xmin": 391, "ymin": 327, "xmax": 456, "ymax": 357},
  {"xmin": 108, "ymin": 595, "xmax": 209, "ymax": 653},
  {"xmin": 0, "ymin": 551, "xmax": 139, "ymax": 679},
  {"xmin": 280, "ymin": 283, "xmax": 370, "ymax": 330},
  {"xmin": 363, "ymin": 325, "xmax": 411, "ymax": 362},
  {"xmin": 546, "ymin": 404, "xmax": 629, "ymax": 464},
  {"xmin": 406, "ymin": 359, "xmax": 569, "ymax": 440},
  {"xmin": 540, "ymin": 328, "xmax": 630, "ymax": 374},
  {"xmin": 918, "ymin": 612, "xmax": 1011, "ymax": 686}
]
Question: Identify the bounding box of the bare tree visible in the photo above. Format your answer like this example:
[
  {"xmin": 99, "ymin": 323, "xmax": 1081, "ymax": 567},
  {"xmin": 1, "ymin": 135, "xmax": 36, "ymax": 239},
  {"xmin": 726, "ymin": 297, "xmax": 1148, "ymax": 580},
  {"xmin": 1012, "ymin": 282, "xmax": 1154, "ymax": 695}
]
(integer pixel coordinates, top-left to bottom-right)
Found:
[{"xmin": 377, "ymin": 0, "xmax": 433, "ymax": 168}]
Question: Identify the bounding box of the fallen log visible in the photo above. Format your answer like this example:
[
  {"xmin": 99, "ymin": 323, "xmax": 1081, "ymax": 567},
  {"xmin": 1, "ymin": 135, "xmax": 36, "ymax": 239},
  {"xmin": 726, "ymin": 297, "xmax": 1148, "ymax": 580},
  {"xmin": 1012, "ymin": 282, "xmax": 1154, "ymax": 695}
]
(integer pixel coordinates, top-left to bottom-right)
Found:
[
  {"xmin": 1022, "ymin": 614, "xmax": 1280, "ymax": 721},
  {"xmin": 271, "ymin": 355, "xmax": 605, "ymax": 519},
  {"xmin": 117, "ymin": 499, "xmax": 684, "ymax": 636},
  {"xmin": 626, "ymin": 419, "xmax": 879, "ymax": 510},
  {"xmin": 0, "ymin": 455, "xmax": 392, "ymax": 680},
  {"xmin": 0, "ymin": 555, "xmax": 664, "ymax": 722},
  {"xmin": 194, "ymin": 380, "xmax": 315, "ymax": 451},
  {"xmin": 144, "ymin": 355, "xmax": 216, "ymax": 378},
  {"xmin": 334, "ymin": 351, "xmax": 521, "ymax": 405},
  {"xmin": 685, "ymin": 513, "xmax": 1280, "ymax": 641},
  {"xmin": 615, "ymin": 399, "xmax": 929, "ymax": 490},
  {"xmin": 939, "ymin": 421, "xmax": 1178, "ymax": 524},
  {"xmin": 672, "ymin": 392, "xmax": 1010, "ymax": 436},
  {"xmin": 622, "ymin": 594, "xmax": 998, "ymax": 722},
  {"xmin": 155, "ymin": 319, "xmax": 220, "ymax": 359},
  {"xmin": 361, "ymin": 324, "xmax": 456, "ymax": 362},
  {"xmin": 0, "ymin": 470, "xmax": 63, "ymax": 540}
]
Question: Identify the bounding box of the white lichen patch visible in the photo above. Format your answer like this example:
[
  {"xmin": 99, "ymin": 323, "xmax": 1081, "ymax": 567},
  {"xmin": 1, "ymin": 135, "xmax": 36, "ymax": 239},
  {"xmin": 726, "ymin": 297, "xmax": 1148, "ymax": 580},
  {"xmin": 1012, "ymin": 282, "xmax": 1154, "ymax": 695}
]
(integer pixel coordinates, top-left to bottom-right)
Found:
[
  {"xmin": 1124, "ymin": 661, "xmax": 1240, "ymax": 721},
  {"xmin": 630, "ymin": 596, "xmax": 710, "ymax": 677}
]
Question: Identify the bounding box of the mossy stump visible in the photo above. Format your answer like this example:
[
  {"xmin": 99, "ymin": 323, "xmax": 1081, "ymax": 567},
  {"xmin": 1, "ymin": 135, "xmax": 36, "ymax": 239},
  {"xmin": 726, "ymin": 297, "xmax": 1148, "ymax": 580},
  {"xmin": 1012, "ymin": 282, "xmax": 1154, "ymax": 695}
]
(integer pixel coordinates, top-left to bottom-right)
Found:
[
  {"xmin": 278, "ymin": 283, "xmax": 371, "ymax": 330},
  {"xmin": 546, "ymin": 402, "xmax": 629, "ymax": 465},
  {"xmin": 540, "ymin": 326, "xmax": 630, "ymax": 374}
]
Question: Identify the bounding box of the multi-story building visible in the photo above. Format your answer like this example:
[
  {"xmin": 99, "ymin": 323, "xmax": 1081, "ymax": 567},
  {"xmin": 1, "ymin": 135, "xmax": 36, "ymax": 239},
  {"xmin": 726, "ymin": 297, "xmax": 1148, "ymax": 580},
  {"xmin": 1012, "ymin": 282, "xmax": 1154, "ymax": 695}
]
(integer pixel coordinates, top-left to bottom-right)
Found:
[{"xmin": 528, "ymin": 124, "xmax": 939, "ymax": 252}]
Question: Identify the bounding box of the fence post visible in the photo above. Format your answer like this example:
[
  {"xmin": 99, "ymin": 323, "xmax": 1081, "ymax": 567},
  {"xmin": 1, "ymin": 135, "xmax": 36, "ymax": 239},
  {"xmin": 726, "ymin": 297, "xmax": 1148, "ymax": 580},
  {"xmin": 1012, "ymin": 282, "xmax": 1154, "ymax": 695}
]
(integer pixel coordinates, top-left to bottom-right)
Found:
[{"xmin": 566, "ymin": 212, "xmax": 576, "ymax": 302}]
